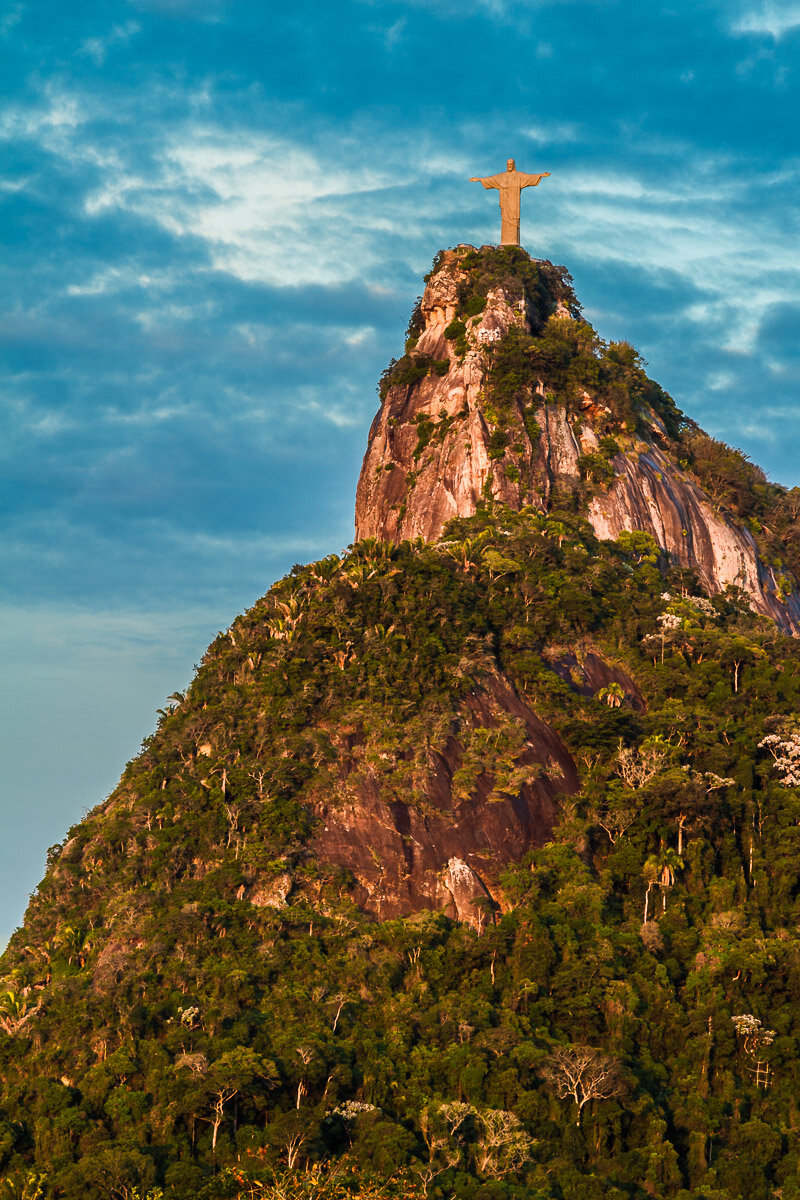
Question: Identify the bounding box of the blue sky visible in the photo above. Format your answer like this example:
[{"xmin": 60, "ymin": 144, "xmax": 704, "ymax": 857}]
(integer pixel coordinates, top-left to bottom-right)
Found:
[{"xmin": 3, "ymin": 0, "xmax": 800, "ymax": 945}]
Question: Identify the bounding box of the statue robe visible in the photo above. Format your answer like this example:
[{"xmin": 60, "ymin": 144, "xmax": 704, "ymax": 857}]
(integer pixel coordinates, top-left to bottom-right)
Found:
[{"xmin": 475, "ymin": 170, "xmax": 548, "ymax": 245}]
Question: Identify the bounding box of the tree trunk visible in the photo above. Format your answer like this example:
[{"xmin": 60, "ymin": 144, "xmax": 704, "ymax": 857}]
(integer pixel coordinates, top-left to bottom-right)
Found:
[{"xmin": 286, "ymin": 1137, "xmax": 304, "ymax": 1170}]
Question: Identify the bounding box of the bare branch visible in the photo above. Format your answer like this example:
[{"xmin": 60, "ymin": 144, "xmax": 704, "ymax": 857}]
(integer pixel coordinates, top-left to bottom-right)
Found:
[{"xmin": 541, "ymin": 1045, "xmax": 624, "ymax": 1126}]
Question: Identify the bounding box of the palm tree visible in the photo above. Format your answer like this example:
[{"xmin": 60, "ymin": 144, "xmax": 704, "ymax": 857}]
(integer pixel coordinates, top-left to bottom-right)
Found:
[
  {"xmin": 544, "ymin": 518, "xmax": 568, "ymax": 548},
  {"xmin": 598, "ymin": 682, "xmax": 625, "ymax": 708},
  {"xmin": 0, "ymin": 990, "xmax": 30, "ymax": 1034},
  {"xmin": 643, "ymin": 847, "xmax": 684, "ymax": 920}
]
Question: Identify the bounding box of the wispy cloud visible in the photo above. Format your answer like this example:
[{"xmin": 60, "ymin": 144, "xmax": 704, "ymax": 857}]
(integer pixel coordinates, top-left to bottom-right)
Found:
[
  {"xmin": 125, "ymin": 0, "xmax": 230, "ymax": 19},
  {"xmin": 7, "ymin": 95, "xmax": 426, "ymax": 286},
  {"xmin": 730, "ymin": 2, "xmax": 800, "ymax": 38},
  {"xmin": 80, "ymin": 21, "xmax": 141, "ymax": 65},
  {"xmin": 355, "ymin": 0, "xmax": 574, "ymax": 18},
  {"xmin": 521, "ymin": 120, "xmax": 583, "ymax": 146},
  {"xmin": 0, "ymin": 4, "xmax": 23, "ymax": 36},
  {"xmin": 0, "ymin": 85, "xmax": 85, "ymax": 149}
]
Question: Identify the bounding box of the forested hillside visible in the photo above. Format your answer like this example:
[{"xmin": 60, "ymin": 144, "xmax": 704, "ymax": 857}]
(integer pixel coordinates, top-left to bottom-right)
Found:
[{"xmin": 5, "ymin": 251, "xmax": 800, "ymax": 1199}]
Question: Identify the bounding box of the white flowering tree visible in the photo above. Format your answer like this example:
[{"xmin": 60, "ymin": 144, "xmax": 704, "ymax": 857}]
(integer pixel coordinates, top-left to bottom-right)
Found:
[
  {"xmin": 418, "ymin": 1103, "xmax": 463, "ymax": 1194},
  {"xmin": 759, "ymin": 728, "xmax": 800, "ymax": 786},
  {"xmin": 418, "ymin": 1101, "xmax": 535, "ymax": 1183},
  {"xmin": 473, "ymin": 1108, "xmax": 536, "ymax": 1179},
  {"xmin": 732, "ymin": 1014, "xmax": 776, "ymax": 1087},
  {"xmin": 643, "ymin": 611, "xmax": 683, "ymax": 664}
]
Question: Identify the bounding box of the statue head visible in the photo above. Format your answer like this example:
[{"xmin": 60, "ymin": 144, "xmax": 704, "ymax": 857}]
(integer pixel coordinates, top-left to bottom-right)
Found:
[{"xmin": 506, "ymin": 158, "xmax": 516, "ymax": 171}]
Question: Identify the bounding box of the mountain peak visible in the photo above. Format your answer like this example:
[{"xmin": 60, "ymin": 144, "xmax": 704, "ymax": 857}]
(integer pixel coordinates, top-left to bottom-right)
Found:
[{"xmin": 356, "ymin": 245, "xmax": 800, "ymax": 633}]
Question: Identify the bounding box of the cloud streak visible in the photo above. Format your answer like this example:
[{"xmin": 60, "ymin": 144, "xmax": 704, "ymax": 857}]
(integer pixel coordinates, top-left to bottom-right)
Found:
[{"xmin": 730, "ymin": 2, "xmax": 800, "ymax": 38}]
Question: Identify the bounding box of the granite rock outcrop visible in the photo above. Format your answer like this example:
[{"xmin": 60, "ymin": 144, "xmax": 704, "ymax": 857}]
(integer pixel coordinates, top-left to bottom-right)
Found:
[
  {"xmin": 309, "ymin": 671, "xmax": 581, "ymax": 927},
  {"xmin": 356, "ymin": 246, "xmax": 800, "ymax": 634}
]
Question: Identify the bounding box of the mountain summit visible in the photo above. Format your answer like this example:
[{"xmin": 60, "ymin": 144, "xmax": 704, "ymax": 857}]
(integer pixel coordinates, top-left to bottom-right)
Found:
[
  {"xmin": 5, "ymin": 248, "xmax": 800, "ymax": 1198},
  {"xmin": 357, "ymin": 245, "xmax": 800, "ymax": 633}
]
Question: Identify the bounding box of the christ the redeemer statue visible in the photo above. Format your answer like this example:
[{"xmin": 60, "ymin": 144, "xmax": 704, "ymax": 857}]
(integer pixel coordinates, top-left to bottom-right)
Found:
[{"xmin": 469, "ymin": 158, "xmax": 550, "ymax": 246}]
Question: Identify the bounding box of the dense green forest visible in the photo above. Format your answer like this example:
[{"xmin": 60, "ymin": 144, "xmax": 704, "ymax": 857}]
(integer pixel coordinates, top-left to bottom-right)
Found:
[
  {"xmin": 5, "ymin": 249, "xmax": 800, "ymax": 1199},
  {"xmin": 4, "ymin": 510, "xmax": 800, "ymax": 1199}
]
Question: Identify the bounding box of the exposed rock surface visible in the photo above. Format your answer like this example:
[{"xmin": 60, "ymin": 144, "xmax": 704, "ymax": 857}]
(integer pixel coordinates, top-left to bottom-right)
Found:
[
  {"xmin": 356, "ymin": 253, "xmax": 531, "ymax": 544},
  {"xmin": 309, "ymin": 671, "xmax": 580, "ymax": 927},
  {"xmin": 248, "ymin": 872, "xmax": 292, "ymax": 909},
  {"xmin": 356, "ymin": 246, "xmax": 800, "ymax": 634},
  {"xmin": 585, "ymin": 446, "xmax": 800, "ymax": 632}
]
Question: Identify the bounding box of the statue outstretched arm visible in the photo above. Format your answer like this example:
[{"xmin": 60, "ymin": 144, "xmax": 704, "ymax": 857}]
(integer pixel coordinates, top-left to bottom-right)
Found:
[
  {"xmin": 469, "ymin": 174, "xmax": 502, "ymax": 189},
  {"xmin": 518, "ymin": 172, "xmax": 550, "ymax": 188}
]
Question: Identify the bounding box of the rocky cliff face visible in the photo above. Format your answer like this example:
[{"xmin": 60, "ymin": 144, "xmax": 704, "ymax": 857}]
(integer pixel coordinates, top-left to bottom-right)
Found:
[
  {"xmin": 308, "ymin": 671, "xmax": 578, "ymax": 926},
  {"xmin": 356, "ymin": 246, "xmax": 800, "ymax": 634},
  {"xmin": 307, "ymin": 651, "xmax": 647, "ymax": 927}
]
